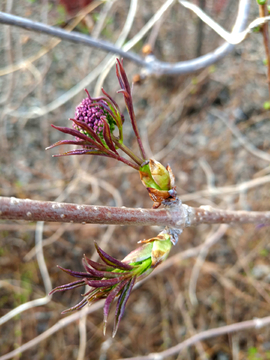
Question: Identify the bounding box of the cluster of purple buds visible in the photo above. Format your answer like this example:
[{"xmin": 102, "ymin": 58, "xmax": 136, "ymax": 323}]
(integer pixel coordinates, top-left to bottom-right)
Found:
[
  {"xmin": 73, "ymin": 96, "xmax": 105, "ymax": 139},
  {"xmin": 46, "ymin": 59, "xmax": 149, "ymax": 171}
]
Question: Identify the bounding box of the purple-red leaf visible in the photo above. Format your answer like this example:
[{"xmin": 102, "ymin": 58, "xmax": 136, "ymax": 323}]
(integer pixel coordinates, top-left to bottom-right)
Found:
[
  {"xmin": 82, "ymin": 257, "xmax": 129, "ymax": 278},
  {"xmin": 50, "ymin": 124, "xmax": 108, "ymax": 152},
  {"xmin": 116, "ymin": 58, "xmax": 131, "ymax": 95},
  {"xmin": 61, "ymin": 298, "xmax": 88, "ymax": 314},
  {"xmin": 113, "ymin": 276, "xmax": 136, "ymax": 337},
  {"xmin": 83, "ymin": 255, "xmax": 114, "ymax": 272},
  {"xmin": 103, "ymin": 279, "xmax": 129, "ymax": 335},
  {"xmin": 71, "ymin": 118, "xmax": 103, "ymax": 146},
  {"xmin": 52, "ymin": 149, "xmax": 109, "ymax": 157},
  {"xmin": 102, "ymin": 88, "xmax": 119, "ymax": 110},
  {"xmin": 49, "ymin": 280, "xmax": 85, "ymax": 295},
  {"xmin": 86, "ymin": 276, "xmax": 127, "ymax": 288},
  {"xmin": 101, "ymin": 117, "xmax": 117, "ymax": 153},
  {"xmin": 94, "ymin": 242, "xmax": 134, "ymax": 270},
  {"xmin": 57, "ymin": 265, "xmax": 98, "ymax": 279},
  {"xmin": 45, "ymin": 139, "xmax": 93, "ymax": 150}
]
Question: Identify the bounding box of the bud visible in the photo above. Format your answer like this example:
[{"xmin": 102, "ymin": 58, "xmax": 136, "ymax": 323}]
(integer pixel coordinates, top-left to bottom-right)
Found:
[
  {"xmin": 123, "ymin": 233, "xmax": 172, "ymax": 268},
  {"xmin": 139, "ymin": 160, "xmax": 177, "ymax": 208},
  {"xmin": 149, "ymin": 159, "xmax": 170, "ymax": 190},
  {"xmin": 49, "ymin": 233, "xmax": 172, "ymax": 337}
]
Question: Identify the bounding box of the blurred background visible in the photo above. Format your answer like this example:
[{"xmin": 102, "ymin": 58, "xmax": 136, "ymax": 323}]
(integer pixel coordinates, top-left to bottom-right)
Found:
[{"xmin": 1, "ymin": 0, "xmax": 270, "ymax": 359}]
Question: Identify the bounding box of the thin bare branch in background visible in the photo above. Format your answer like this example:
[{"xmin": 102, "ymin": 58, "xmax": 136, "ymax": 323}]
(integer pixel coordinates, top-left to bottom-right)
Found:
[
  {"xmin": 0, "ymin": 221, "xmax": 52, "ymax": 326},
  {"xmin": 212, "ymin": 110, "xmax": 270, "ymax": 163},
  {"xmin": 258, "ymin": 1, "xmax": 270, "ymax": 101},
  {"xmin": 93, "ymin": 0, "xmax": 138, "ymax": 96},
  {"xmin": 188, "ymin": 224, "xmax": 229, "ymax": 306},
  {"xmin": 4, "ymin": 0, "xmax": 175, "ymax": 120},
  {"xmin": 179, "ymin": 0, "xmax": 270, "ymax": 45},
  {"xmin": 0, "ymin": 0, "xmax": 250, "ymax": 76},
  {"xmin": 118, "ymin": 316, "xmax": 270, "ymax": 360}
]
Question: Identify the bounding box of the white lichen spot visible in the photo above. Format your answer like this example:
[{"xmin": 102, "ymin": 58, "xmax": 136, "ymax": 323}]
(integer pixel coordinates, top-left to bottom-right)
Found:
[
  {"xmin": 200, "ymin": 205, "xmax": 212, "ymax": 211},
  {"xmin": 26, "ymin": 212, "xmax": 32, "ymax": 217},
  {"xmin": 107, "ymin": 212, "xmax": 112, "ymax": 218},
  {"xmin": 10, "ymin": 197, "xmax": 19, "ymax": 205},
  {"xmin": 94, "ymin": 206, "xmax": 98, "ymax": 211},
  {"xmin": 70, "ymin": 220, "xmax": 74, "ymax": 223},
  {"xmin": 140, "ymin": 209, "xmax": 144, "ymax": 213},
  {"xmin": 77, "ymin": 205, "xmax": 82, "ymax": 210},
  {"xmin": 60, "ymin": 214, "xmax": 65, "ymax": 219},
  {"xmin": 82, "ymin": 222, "xmax": 86, "ymax": 225},
  {"xmin": 254, "ymin": 318, "xmax": 263, "ymax": 329},
  {"xmin": 52, "ymin": 204, "xmax": 57, "ymax": 209}
]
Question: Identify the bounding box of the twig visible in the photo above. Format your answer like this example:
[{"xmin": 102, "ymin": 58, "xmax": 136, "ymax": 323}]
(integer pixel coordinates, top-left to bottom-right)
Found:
[
  {"xmin": 0, "ymin": 304, "xmax": 104, "ymax": 360},
  {"xmin": 0, "ymin": 0, "xmax": 250, "ymax": 75},
  {"xmin": 118, "ymin": 316, "xmax": 270, "ymax": 360},
  {"xmin": 258, "ymin": 2, "xmax": 270, "ymax": 100},
  {"xmin": 180, "ymin": 174, "xmax": 270, "ymax": 202},
  {"xmin": 175, "ymin": 292, "xmax": 208, "ymax": 360},
  {"xmin": 93, "ymin": 0, "xmax": 138, "ymax": 96},
  {"xmin": 35, "ymin": 221, "xmax": 52, "ymax": 294},
  {"xmin": 77, "ymin": 315, "xmax": 87, "ymax": 360},
  {"xmin": 0, "ymin": 221, "xmax": 52, "ymax": 326},
  {"xmin": 188, "ymin": 224, "xmax": 228, "ymax": 306},
  {"xmin": 212, "ymin": 110, "xmax": 270, "ymax": 163},
  {"xmin": 1, "ymin": 196, "xmax": 270, "ymax": 227},
  {"xmin": 0, "ymin": 296, "xmax": 51, "ymax": 327},
  {"xmin": 179, "ymin": 0, "xmax": 270, "ymax": 45},
  {"xmin": 0, "ymin": 0, "xmax": 104, "ymax": 77}
]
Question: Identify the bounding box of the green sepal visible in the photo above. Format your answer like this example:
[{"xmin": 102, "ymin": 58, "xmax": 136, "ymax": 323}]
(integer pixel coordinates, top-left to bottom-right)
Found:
[
  {"xmin": 149, "ymin": 159, "xmax": 170, "ymax": 190},
  {"xmin": 139, "ymin": 162, "xmax": 162, "ymax": 190},
  {"xmin": 122, "ymin": 243, "xmax": 153, "ymax": 264},
  {"xmin": 151, "ymin": 236, "xmax": 172, "ymax": 266}
]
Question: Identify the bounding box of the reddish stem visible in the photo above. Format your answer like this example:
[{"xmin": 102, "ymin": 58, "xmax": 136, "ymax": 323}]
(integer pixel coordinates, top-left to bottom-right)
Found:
[{"xmin": 259, "ymin": 3, "xmax": 270, "ymax": 101}]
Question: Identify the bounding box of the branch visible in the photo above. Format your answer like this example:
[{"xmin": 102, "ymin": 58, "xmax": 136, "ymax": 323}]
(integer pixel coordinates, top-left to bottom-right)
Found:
[
  {"xmin": 258, "ymin": 2, "xmax": 270, "ymax": 101},
  {"xmin": 1, "ymin": 197, "xmax": 270, "ymax": 228},
  {"xmin": 0, "ymin": 0, "xmax": 250, "ymax": 75},
  {"xmin": 119, "ymin": 316, "xmax": 270, "ymax": 360},
  {"xmin": 0, "ymin": 305, "xmax": 104, "ymax": 360}
]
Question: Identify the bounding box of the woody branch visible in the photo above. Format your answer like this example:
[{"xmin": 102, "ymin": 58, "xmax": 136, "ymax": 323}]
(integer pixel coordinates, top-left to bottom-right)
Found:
[{"xmin": 1, "ymin": 197, "xmax": 270, "ymax": 228}]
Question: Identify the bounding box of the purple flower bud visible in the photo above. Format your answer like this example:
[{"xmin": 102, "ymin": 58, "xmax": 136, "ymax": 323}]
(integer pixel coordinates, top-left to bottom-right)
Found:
[{"xmin": 73, "ymin": 97, "xmax": 105, "ymax": 138}]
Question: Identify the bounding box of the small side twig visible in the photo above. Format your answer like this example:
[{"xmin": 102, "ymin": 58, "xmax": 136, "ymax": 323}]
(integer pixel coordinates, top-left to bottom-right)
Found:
[{"xmin": 258, "ymin": 1, "xmax": 270, "ymax": 101}]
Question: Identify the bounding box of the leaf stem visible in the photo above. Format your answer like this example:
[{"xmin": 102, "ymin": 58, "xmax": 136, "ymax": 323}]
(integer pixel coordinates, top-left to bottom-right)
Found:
[{"xmin": 112, "ymin": 135, "xmax": 144, "ymax": 166}]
